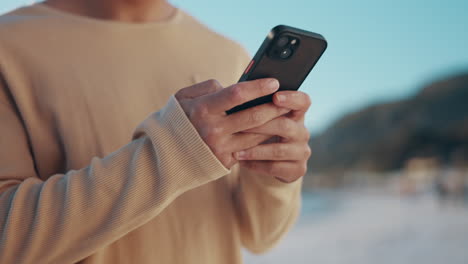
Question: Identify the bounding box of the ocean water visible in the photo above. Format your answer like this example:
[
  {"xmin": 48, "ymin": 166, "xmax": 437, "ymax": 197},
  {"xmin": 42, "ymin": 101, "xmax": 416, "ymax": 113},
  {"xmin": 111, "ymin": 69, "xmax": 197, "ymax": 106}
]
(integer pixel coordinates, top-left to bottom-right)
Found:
[{"xmin": 244, "ymin": 190, "xmax": 468, "ymax": 264}]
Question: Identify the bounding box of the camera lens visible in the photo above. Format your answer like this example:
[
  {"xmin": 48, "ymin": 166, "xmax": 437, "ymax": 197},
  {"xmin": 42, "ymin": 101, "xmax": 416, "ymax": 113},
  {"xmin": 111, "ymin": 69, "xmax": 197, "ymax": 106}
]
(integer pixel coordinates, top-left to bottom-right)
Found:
[
  {"xmin": 276, "ymin": 36, "xmax": 289, "ymax": 47},
  {"xmin": 279, "ymin": 48, "xmax": 292, "ymax": 59}
]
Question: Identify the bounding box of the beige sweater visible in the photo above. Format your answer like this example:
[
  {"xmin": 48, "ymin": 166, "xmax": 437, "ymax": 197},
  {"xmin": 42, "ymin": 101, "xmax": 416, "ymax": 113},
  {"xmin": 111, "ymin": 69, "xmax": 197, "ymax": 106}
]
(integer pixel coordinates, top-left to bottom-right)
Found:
[{"xmin": 0, "ymin": 3, "xmax": 302, "ymax": 264}]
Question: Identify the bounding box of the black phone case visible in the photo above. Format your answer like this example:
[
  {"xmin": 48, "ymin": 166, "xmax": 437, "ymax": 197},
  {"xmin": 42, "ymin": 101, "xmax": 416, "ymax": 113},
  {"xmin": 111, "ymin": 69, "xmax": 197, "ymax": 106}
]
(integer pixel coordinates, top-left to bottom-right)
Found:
[{"xmin": 226, "ymin": 25, "xmax": 327, "ymax": 114}]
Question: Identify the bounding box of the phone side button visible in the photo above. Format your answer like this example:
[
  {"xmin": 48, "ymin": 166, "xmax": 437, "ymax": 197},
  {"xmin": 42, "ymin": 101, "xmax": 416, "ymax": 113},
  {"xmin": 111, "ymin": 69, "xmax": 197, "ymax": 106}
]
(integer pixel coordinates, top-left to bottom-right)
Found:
[{"xmin": 244, "ymin": 59, "xmax": 255, "ymax": 74}]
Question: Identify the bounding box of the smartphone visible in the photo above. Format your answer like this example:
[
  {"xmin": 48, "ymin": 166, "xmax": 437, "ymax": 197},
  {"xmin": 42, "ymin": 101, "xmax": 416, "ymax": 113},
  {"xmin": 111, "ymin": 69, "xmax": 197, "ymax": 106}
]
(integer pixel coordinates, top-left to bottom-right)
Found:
[{"xmin": 226, "ymin": 25, "xmax": 327, "ymax": 114}]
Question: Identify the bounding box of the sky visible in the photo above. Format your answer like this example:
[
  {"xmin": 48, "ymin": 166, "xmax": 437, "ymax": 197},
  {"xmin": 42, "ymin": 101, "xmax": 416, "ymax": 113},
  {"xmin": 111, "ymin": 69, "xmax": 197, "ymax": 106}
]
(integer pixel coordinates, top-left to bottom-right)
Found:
[{"xmin": 2, "ymin": 0, "xmax": 468, "ymax": 134}]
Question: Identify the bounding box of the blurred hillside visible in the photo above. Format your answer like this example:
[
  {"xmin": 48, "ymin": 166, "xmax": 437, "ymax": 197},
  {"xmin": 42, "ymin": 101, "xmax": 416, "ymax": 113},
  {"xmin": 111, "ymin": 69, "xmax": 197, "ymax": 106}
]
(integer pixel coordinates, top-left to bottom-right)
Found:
[{"xmin": 307, "ymin": 72, "xmax": 468, "ymax": 186}]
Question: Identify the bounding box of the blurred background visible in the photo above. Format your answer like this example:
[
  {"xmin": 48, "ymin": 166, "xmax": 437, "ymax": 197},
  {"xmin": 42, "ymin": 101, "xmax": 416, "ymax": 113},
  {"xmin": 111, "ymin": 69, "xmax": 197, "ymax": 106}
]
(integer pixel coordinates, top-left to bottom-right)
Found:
[{"xmin": 3, "ymin": 0, "xmax": 468, "ymax": 263}]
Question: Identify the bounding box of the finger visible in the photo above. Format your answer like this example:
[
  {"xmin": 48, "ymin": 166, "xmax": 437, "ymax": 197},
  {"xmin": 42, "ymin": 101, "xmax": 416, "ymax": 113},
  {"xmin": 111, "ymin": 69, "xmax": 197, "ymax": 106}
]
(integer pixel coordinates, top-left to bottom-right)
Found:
[
  {"xmin": 230, "ymin": 132, "xmax": 271, "ymax": 153},
  {"xmin": 223, "ymin": 102, "xmax": 290, "ymax": 133},
  {"xmin": 202, "ymin": 78, "xmax": 280, "ymax": 113},
  {"xmin": 244, "ymin": 116, "xmax": 310, "ymax": 141},
  {"xmin": 235, "ymin": 143, "xmax": 311, "ymax": 161},
  {"xmin": 273, "ymin": 91, "xmax": 311, "ymax": 120},
  {"xmin": 175, "ymin": 79, "xmax": 223, "ymax": 100},
  {"xmin": 239, "ymin": 160, "xmax": 306, "ymax": 182}
]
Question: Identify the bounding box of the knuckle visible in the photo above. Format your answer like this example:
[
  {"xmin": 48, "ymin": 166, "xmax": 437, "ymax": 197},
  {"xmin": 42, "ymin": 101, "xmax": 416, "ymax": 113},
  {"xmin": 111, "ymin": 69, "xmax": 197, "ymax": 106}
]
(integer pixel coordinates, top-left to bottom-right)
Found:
[
  {"xmin": 305, "ymin": 145, "xmax": 312, "ymax": 159},
  {"xmin": 205, "ymin": 79, "xmax": 222, "ymax": 89},
  {"xmin": 229, "ymin": 85, "xmax": 245, "ymax": 104},
  {"xmin": 248, "ymin": 110, "xmax": 264, "ymax": 124},
  {"xmin": 207, "ymin": 125, "xmax": 223, "ymax": 137}
]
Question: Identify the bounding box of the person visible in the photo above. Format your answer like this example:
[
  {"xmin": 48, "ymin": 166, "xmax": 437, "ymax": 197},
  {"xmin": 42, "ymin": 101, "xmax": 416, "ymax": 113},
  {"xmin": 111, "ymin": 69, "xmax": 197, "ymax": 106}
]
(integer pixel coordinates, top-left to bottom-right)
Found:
[{"xmin": 0, "ymin": 0, "xmax": 312, "ymax": 263}]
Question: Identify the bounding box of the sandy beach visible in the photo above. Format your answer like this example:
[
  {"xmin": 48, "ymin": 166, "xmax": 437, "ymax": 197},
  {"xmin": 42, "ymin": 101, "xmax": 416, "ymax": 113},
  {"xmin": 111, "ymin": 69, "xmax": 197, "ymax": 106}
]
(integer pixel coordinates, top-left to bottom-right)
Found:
[{"xmin": 244, "ymin": 191, "xmax": 468, "ymax": 264}]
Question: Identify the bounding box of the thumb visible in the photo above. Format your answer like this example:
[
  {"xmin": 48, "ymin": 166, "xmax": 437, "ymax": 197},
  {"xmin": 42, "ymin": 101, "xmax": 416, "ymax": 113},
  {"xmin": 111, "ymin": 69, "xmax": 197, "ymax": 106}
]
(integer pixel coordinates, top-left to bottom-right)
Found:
[{"xmin": 175, "ymin": 79, "xmax": 224, "ymax": 100}]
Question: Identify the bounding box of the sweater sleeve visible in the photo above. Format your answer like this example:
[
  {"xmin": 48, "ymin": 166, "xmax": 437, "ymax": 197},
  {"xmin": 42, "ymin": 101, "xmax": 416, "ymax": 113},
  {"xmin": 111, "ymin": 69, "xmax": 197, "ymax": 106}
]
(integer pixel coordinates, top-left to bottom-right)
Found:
[
  {"xmin": 230, "ymin": 45, "xmax": 303, "ymax": 254},
  {"xmin": 0, "ymin": 79, "xmax": 230, "ymax": 263},
  {"xmin": 231, "ymin": 164, "xmax": 302, "ymax": 254}
]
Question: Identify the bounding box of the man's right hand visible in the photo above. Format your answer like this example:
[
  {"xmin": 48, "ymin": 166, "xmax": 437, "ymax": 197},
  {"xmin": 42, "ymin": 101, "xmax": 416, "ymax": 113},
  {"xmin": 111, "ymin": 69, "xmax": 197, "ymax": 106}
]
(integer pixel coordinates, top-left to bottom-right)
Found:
[{"xmin": 175, "ymin": 78, "xmax": 290, "ymax": 169}]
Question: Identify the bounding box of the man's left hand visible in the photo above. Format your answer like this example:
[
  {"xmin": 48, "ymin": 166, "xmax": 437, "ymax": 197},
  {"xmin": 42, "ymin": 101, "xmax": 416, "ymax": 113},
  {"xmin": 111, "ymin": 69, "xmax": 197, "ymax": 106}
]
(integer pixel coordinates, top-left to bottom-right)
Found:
[{"xmin": 235, "ymin": 91, "xmax": 312, "ymax": 183}]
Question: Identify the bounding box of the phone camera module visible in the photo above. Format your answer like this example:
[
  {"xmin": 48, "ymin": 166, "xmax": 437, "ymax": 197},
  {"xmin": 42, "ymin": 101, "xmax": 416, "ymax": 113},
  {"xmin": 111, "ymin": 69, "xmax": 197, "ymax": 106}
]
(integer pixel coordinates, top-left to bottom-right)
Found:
[
  {"xmin": 268, "ymin": 34, "xmax": 299, "ymax": 60},
  {"xmin": 276, "ymin": 36, "xmax": 289, "ymax": 47},
  {"xmin": 279, "ymin": 48, "xmax": 292, "ymax": 59}
]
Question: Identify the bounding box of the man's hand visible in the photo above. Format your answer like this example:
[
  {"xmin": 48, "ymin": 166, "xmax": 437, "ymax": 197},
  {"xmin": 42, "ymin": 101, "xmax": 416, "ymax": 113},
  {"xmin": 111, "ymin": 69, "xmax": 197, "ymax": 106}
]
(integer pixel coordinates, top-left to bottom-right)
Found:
[
  {"xmin": 235, "ymin": 91, "xmax": 312, "ymax": 183},
  {"xmin": 175, "ymin": 79, "xmax": 290, "ymax": 169}
]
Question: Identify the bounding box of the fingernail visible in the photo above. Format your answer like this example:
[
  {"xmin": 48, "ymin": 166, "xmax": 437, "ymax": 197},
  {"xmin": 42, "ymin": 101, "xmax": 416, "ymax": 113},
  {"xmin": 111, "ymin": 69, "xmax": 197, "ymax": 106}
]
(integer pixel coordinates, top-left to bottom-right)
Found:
[
  {"xmin": 277, "ymin": 94, "xmax": 286, "ymax": 102},
  {"xmin": 265, "ymin": 79, "xmax": 279, "ymax": 91},
  {"xmin": 236, "ymin": 151, "xmax": 246, "ymax": 160}
]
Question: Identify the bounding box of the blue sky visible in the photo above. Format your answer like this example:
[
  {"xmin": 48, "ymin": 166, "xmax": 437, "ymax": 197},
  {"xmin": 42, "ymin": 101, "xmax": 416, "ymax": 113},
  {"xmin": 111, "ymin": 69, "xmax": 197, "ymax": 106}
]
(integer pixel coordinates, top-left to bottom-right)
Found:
[{"xmin": 2, "ymin": 0, "xmax": 468, "ymax": 134}]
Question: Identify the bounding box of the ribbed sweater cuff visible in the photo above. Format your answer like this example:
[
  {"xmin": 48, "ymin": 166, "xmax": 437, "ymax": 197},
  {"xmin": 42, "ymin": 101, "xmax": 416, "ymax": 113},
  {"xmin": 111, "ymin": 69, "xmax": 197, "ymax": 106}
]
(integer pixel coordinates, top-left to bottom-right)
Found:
[
  {"xmin": 164, "ymin": 95, "xmax": 230, "ymax": 179},
  {"xmin": 136, "ymin": 95, "xmax": 231, "ymax": 184}
]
